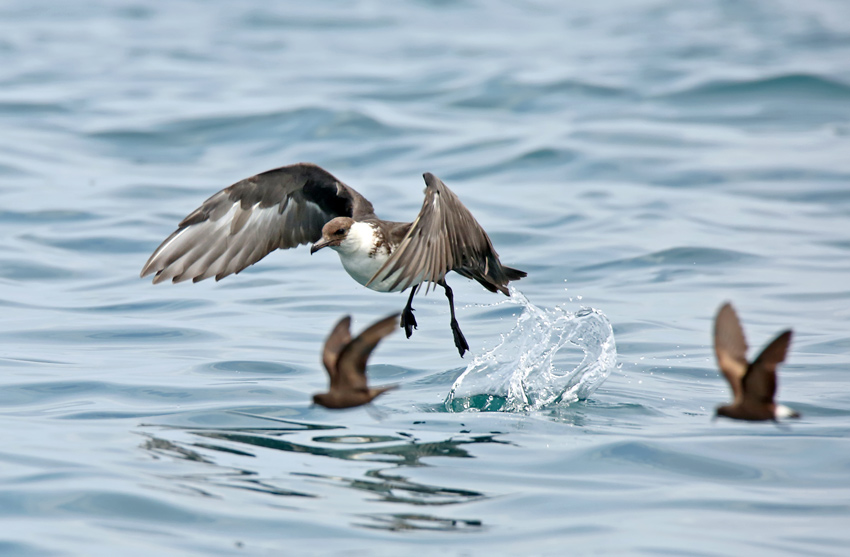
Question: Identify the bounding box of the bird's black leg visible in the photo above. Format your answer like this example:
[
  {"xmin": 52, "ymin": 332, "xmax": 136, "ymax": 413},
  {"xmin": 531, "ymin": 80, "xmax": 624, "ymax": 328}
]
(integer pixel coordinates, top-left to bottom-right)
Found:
[
  {"xmin": 439, "ymin": 279, "xmax": 469, "ymax": 357},
  {"xmin": 400, "ymin": 286, "xmax": 418, "ymax": 338}
]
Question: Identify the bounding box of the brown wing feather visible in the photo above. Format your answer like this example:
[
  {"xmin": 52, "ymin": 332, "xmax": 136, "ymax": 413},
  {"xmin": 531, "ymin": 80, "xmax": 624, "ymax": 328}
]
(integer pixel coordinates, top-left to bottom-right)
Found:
[
  {"xmin": 743, "ymin": 330, "xmax": 792, "ymax": 405},
  {"xmin": 367, "ymin": 173, "xmax": 525, "ymax": 293},
  {"xmin": 335, "ymin": 313, "xmax": 399, "ymax": 391},
  {"xmin": 322, "ymin": 316, "xmax": 352, "ymax": 386},
  {"xmin": 141, "ymin": 163, "xmax": 375, "ymax": 284},
  {"xmin": 714, "ymin": 302, "xmax": 749, "ymax": 402}
]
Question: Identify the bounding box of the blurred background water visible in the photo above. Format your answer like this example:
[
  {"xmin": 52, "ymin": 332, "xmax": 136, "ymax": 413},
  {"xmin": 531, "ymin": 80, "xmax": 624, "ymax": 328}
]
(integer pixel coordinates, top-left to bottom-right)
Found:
[{"xmin": 2, "ymin": 0, "xmax": 850, "ymax": 555}]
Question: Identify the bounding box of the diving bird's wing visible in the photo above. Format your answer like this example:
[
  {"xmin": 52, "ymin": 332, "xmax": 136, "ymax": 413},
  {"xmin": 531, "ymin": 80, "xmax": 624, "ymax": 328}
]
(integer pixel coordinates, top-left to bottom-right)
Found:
[
  {"xmin": 367, "ymin": 173, "xmax": 525, "ymax": 294},
  {"xmin": 335, "ymin": 313, "xmax": 398, "ymax": 391},
  {"xmin": 743, "ymin": 330, "xmax": 792, "ymax": 405},
  {"xmin": 141, "ymin": 163, "xmax": 375, "ymax": 284},
  {"xmin": 322, "ymin": 315, "xmax": 352, "ymax": 386},
  {"xmin": 714, "ymin": 302, "xmax": 749, "ymax": 402}
]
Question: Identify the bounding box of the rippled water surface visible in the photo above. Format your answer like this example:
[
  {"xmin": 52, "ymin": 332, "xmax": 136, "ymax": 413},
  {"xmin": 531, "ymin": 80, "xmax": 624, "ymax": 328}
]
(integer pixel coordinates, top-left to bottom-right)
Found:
[{"xmin": 2, "ymin": 1, "xmax": 850, "ymax": 555}]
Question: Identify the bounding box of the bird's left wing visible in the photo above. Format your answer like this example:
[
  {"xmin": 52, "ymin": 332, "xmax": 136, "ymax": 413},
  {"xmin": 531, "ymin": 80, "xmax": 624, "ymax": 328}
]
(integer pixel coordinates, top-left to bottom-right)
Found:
[
  {"xmin": 141, "ymin": 163, "xmax": 374, "ymax": 284},
  {"xmin": 322, "ymin": 316, "xmax": 352, "ymax": 386},
  {"xmin": 714, "ymin": 302, "xmax": 749, "ymax": 403}
]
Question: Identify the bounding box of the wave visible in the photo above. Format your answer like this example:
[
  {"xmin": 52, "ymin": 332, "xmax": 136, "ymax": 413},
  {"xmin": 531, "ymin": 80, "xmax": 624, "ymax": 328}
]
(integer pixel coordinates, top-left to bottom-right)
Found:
[
  {"xmin": 445, "ymin": 147, "xmax": 579, "ymax": 181},
  {"xmin": 661, "ymin": 73, "xmax": 850, "ymax": 102},
  {"xmin": 577, "ymin": 246, "xmax": 761, "ymax": 273},
  {"xmin": 87, "ymin": 107, "xmax": 405, "ymax": 162},
  {"xmin": 451, "ymin": 75, "xmax": 628, "ymax": 112}
]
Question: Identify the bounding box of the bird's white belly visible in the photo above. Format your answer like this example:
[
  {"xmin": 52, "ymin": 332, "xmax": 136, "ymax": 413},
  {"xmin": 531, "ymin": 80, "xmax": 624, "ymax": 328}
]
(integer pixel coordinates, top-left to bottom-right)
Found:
[
  {"xmin": 337, "ymin": 249, "xmax": 397, "ymax": 292},
  {"xmin": 332, "ymin": 221, "xmax": 424, "ymax": 293}
]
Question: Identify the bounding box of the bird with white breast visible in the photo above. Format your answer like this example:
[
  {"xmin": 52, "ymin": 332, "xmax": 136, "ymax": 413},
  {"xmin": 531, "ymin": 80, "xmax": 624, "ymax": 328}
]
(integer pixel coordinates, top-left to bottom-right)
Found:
[{"xmin": 140, "ymin": 163, "xmax": 526, "ymax": 357}]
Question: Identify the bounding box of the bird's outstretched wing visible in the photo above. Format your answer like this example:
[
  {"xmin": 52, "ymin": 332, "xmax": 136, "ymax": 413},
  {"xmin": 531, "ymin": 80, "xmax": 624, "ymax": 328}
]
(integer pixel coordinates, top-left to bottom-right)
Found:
[
  {"xmin": 743, "ymin": 330, "xmax": 792, "ymax": 405},
  {"xmin": 336, "ymin": 313, "xmax": 399, "ymax": 391},
  {"xmin": 322, "ymin": 315, "xmax": 352, "ymax": 385},
  {"xmin": 714, "ymin": 302, "xmax": 749, "ymax": 402},
  {"xmin": 368, "ymin": 173, "xmax": 525, "ymax": 294},
  {"xmin": 141, "ymin": 163, "xmax": 375, "ymax": 284}
]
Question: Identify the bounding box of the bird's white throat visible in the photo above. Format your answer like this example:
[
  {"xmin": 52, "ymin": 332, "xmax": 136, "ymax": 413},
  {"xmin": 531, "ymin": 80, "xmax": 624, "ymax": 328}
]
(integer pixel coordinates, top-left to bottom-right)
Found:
[{"xmin": 332, "ymin": 222, "xmax": 396, "ymax": 292}]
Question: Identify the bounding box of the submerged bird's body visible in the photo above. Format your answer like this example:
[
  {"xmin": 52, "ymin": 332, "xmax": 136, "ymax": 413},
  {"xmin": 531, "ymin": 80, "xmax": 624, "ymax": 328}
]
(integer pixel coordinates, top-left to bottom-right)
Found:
[
  {"xmin": 313, "ymin": 313, "xmax": 399, "ymax": 409},
  {"xmin": 141, "ymin": 163, "xmax": 526, "ymax": 356},
  {"xmin": 713, "ymin": 302, "xmax": 799, "ymax": 421}
]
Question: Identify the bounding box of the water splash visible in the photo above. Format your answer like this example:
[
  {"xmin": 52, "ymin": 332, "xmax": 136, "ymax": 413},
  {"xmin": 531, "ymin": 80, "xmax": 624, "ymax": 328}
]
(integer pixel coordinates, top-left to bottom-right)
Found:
[{"xmin": 445, "ymin": 288, "xmax": 617, "ymax": 412}]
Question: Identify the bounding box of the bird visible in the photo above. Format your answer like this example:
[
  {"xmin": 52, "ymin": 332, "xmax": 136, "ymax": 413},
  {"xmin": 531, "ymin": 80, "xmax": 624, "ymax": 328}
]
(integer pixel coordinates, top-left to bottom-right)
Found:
[
  {"xmin": 713, "ymin": 302, "xmax": 800, "ymax": 421},
  {"xmin": 140, "ymin": 163, "xmax": 526, "ymax": 357},
  {"xmin": 313, "ymin": 313, "xmax": 399, "ymax": 409}
]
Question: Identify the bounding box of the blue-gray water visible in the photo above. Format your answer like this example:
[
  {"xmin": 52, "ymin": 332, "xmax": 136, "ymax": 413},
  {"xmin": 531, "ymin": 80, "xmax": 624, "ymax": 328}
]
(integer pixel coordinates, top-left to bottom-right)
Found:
[{"xmin": 2, "ymin": 1, "xmax": 850, "ymax": 555}]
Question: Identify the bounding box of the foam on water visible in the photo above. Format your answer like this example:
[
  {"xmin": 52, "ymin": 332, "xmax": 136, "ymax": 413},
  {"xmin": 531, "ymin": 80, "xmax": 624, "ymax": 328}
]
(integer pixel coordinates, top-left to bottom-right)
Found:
[{"xmin": 445, "ymin": 288, "xmax": 617, "ymax": 412}]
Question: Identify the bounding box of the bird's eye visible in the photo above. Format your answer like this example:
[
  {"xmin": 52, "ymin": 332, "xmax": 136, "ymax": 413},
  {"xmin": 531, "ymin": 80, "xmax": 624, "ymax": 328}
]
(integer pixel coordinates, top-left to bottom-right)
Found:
[{"xmin": 335, "ymin": 229, "xmax": 345, "ymax": 235}]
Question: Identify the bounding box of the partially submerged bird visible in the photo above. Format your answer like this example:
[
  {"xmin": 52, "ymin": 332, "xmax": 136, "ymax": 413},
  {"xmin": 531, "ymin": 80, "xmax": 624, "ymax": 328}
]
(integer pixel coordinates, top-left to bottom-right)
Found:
[
  {"xmin": 140, "ymin": 163, "xmax": 526, "ymax": 357},
  {"xmin": 313, "ymin": 313, "xmax": 399, "ymax": 409},
  {"xmin": 713, "ymin": 302, "xmax": 799, "ymax": 421}
]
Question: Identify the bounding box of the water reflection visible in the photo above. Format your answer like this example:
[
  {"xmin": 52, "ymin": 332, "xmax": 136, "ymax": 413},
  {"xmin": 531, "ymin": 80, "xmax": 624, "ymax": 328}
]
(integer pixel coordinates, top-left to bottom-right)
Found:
[
  {"xmin": 356, "ymin": 513, "xmax": 484, "ymax": 532},
  {"xmin": 192, "ymin": 429, "xmax": 505, "ymax": 466},
  {"xmin": 293, "ymin": 468, "xmax": 484, "ymax": 506},
  {"xmin": 143, "ymin": 433, "xmax": 319, "ymax": 499},
  {"xmin": 143, "ymin": 436, "xmax": 214, "ymax": 464},
  {"xmin": 140, "ymin": 409, "xmax": 503, "ymax": 530}
]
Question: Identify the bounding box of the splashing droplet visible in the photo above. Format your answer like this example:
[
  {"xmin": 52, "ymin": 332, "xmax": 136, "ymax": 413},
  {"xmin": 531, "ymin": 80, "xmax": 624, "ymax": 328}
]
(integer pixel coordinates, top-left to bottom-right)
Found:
[{"xmin": 445, "ymin": 288, "xmax": 617, "ymax": 412}]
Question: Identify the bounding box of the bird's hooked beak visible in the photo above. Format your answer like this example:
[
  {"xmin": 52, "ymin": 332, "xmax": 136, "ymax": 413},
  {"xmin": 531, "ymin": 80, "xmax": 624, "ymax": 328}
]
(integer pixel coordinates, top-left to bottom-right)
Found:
[{"xmin": 310, "ymin": 239, "xmax": 332, "ymax": 255}]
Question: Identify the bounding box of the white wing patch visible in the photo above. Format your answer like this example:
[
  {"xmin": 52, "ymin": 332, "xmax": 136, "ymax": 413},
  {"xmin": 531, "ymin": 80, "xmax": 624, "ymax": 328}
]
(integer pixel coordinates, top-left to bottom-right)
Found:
[{"xmin": 147, "ymin": 202, "xmax": 293, "ymax": 284}]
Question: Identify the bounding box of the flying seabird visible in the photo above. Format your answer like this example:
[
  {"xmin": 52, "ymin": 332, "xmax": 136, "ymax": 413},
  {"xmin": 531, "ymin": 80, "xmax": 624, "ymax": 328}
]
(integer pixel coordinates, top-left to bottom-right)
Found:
[
  {"xmin": 713, "ymin": 302, "xmax": 799, "ymax": 421},
  {"xmin": 140, "ymin": 163, "xmax": 526, "ymax": 356},
  {"xmin": 313, "ymin": 313, "xmax": 399, "ymax": 409}
]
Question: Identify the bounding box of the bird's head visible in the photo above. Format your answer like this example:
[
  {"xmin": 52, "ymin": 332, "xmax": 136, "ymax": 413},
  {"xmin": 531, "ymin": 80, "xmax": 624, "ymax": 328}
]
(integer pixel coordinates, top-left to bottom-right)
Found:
[{"xmin": 311, "ymin": 217, "xmax": 355, "ymax": 254}]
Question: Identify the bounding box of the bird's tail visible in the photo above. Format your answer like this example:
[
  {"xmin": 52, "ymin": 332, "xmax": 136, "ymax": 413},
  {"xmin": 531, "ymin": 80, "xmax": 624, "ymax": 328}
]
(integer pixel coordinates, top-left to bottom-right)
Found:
[
  {"xmin": 369, "ymin": 384, "xmax": 399, "ymax": 400},
  {"xmin": 502, "ymin": 265, "xmax": 527, "ymax": 282},
  {"xmin": 459, "ymin": 256, "xmax": 526, "ymax": 295}
]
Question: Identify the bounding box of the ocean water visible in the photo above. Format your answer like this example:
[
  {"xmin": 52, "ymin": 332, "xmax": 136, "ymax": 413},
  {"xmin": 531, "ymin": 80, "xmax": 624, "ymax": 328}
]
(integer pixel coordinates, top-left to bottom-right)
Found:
[{"xmin": 2, "ymin": 0, "xmax": 850, "ymax": 555}]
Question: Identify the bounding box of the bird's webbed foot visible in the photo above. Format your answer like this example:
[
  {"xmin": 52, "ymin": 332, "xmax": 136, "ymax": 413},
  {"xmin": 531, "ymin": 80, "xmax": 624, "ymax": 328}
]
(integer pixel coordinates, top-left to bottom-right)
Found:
[
  {"xmin": 450, "ymin": 318, "xmax": 469, "ymax": 358},
  {"xmin": 438, "ymin": 278, "xmax": 469, "ymax": 358},
  {"xmin": 401, "ymin": 305, "xmax": 418, "ymax": 338},
  {"xmin": 401, "ymin": 287, "xmax": 418, "ymax": 338}
]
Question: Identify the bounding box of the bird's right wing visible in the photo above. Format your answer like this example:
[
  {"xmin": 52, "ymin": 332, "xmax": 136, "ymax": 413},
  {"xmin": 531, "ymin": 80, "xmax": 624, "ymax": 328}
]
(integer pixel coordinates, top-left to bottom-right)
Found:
[
  {"xmin": 743, "ymin": 330, "xmax": 792, "ymax": 406},
  {"xmin": 336, "ymin": 313, "xmax": 399, "ymax": 391},
  {"xmin": 140, "ymin": 163, "xmax": 374, "ymax": 284},
  {"xmin": 714, "ymin": 302, "xmax": 749, "ymax": 402},
  {"xmin": 368, "ymin": 173, "xmax": 524, "ymax": 294}
]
